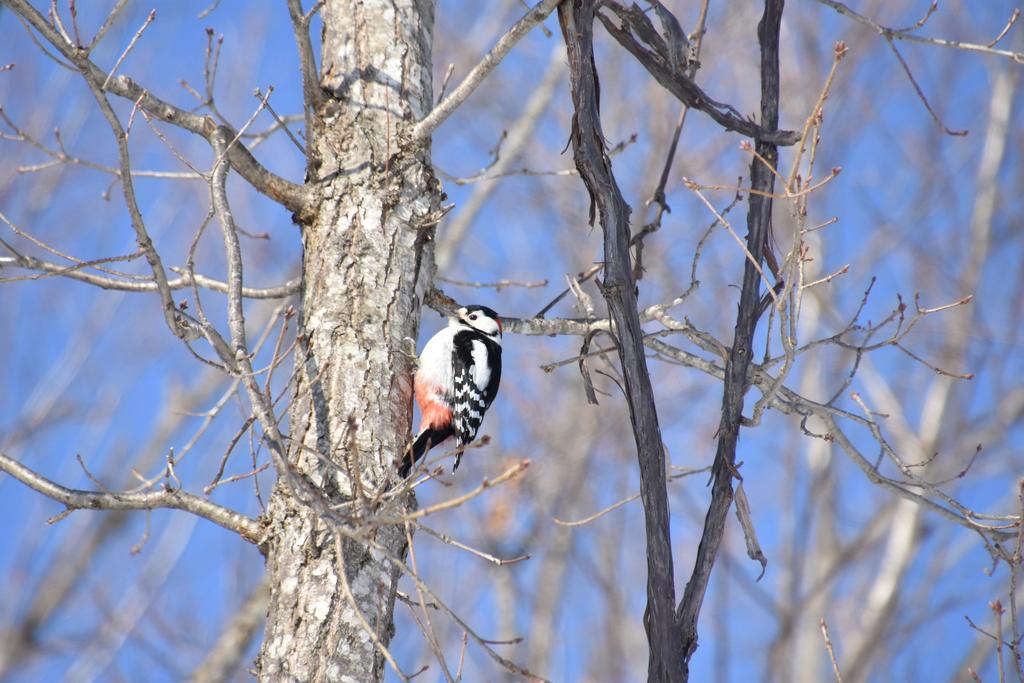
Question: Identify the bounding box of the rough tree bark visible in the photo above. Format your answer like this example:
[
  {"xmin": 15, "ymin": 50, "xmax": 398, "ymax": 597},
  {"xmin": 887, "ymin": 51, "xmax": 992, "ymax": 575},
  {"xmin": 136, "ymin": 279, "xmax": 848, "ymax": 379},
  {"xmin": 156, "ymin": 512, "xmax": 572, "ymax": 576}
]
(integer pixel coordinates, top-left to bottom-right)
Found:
[{"xmin": 257, "ymin": 1, "xmax": 440, "ymax": 680}]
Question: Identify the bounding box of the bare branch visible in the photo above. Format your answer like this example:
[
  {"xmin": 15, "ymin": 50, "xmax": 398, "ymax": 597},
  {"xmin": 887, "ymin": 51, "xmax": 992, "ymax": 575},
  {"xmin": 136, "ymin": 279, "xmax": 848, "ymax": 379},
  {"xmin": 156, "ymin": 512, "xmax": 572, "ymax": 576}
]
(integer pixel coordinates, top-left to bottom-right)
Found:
[
  {"xmin": 410, "ymin": 0, "xmax": 561, "ymax": 142},
  {"xmin": 435, "ymin": 42, "xmax": 564, "ymax": 270},
  {"xmin": 404, "ymin": 524, "xmax": 455, "ymax": 682},
  {"xmin": 988, "ymin": 9, "xmax": 1021, "ymax": 48},
  {"xmin": 254, "ymin": 87, "xmax": 305, "ymax": 154},
  {"xmin": 734, "ymin": 481, "xmax": 768, "ymax": 580},
  {"xmin": 677, "ymin": 0, "xmax": 784, "ymax": 671},
  {"xmin": 101, "ymin": 8, "xmax": 155, "ymax": 91},
  {"xmin": 0, "ymin": 247, "xmax": 298, "ymax": 298},
  {"xmin": 360, "ymin": 530, "xmax": 546, "ymax": 681},
  {"xmin": 884, "ymin": 36, "xmax": 968, "ymax": 136},
  {"xmin": 416, "ymin": 524, "xmax": 530, "ymax": 566},
  {"xmin": 814, "ymin": 0, "xmax": 1024, "ymax": 63},
  {"xmin": 821, "ymin": 618, "xmax": 844, "ymax": 683},
  {"xmin": 333, "ymin": 536, "xmax": 409, "ymax": 681},
  {"xmin": 2, "ymin": 0, "xmax": 311, "ymax": 215},
  {"xmin": 558, "ymin": 2, "xmax": 682, "ymax": 679},
  {"xmin": 286, "ymin": 0, "xmax": 323, "ymax": 117},
  {"xmin": 552, "ymin": 466, "xmax": 711, "ymax": 527},
  {"xmin": 209, "ymin": 128, "xmax": 249, "ymax": 358},
  {"xmin": 81, "ymin": 57, "xmax": 198, "ymax": 342},
  {"xmin": 88, "ymin": 0, "xmax": 130, "ymax": 51},
  {"xmin": 0, "ymin": 452, "xmax": 261, "ymax": 544},
  {"xmin": 373, "ymin": 459, "xmax": 531, "ymax": 524},
  {"xmin": 597, "ymin": 2, "xmax": 800, "ymax": 146}
]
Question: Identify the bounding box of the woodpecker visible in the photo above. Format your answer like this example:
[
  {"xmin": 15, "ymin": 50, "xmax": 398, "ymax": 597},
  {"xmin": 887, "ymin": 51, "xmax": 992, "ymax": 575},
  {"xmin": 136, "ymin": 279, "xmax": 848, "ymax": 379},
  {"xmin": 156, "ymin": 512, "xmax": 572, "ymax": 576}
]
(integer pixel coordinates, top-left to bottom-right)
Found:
[{"xmin": 400, "ymin": 305, "xmax": 502, "ymax": 477}]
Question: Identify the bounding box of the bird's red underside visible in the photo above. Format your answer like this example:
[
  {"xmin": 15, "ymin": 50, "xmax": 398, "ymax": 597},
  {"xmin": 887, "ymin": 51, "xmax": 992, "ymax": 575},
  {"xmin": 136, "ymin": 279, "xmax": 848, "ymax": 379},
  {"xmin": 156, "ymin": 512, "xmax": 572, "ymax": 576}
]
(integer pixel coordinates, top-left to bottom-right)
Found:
[{"xmin": 415, "ymin": 382, "xmax": 452, "ymax": 431}]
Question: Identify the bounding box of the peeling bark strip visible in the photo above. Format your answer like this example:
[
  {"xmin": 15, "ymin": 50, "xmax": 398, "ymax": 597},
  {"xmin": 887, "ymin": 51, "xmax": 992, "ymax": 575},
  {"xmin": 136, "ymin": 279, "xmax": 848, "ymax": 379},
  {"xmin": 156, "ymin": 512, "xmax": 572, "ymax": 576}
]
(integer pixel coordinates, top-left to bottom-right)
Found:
[
  {"xmin": 558, "ymin": 3, "xmax": 684, "ymax": 681},
  {"xmin": 676, "ymin": 0, "xmax": 784, "ymax": 676},
  {"xmin": 258, "ymin": 1, "xmax": 441, "ymax": 681}
]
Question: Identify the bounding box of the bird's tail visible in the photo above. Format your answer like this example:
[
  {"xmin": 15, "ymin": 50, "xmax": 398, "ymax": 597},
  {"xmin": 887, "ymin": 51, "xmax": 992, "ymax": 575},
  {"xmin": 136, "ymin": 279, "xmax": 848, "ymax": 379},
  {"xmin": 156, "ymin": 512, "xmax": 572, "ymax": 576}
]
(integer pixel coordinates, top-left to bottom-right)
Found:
[{"xmin": 399, "ymin": 426, "xmax": 453, "ymax": 477}]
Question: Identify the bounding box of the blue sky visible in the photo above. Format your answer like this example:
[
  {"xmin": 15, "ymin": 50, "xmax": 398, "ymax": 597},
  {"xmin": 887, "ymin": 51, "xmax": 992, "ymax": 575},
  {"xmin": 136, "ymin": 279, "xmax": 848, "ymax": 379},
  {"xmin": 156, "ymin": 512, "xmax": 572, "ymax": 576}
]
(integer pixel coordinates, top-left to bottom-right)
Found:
[{"xmin": 2, "ymin": 1, "xmax": 1023, "ymax": 681}]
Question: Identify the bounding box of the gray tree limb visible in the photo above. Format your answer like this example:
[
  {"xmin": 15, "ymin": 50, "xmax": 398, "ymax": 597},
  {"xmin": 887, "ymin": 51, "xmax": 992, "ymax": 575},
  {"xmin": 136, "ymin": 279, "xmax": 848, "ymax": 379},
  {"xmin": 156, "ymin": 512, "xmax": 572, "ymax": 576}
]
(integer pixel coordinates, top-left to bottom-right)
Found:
[
  {"xmin": 0, "ymin": 249, "xmax": 298, "ymax": 299},
  {"xmin": 0, "ymin": 452, "xmax": 262, "ymax": 544}
]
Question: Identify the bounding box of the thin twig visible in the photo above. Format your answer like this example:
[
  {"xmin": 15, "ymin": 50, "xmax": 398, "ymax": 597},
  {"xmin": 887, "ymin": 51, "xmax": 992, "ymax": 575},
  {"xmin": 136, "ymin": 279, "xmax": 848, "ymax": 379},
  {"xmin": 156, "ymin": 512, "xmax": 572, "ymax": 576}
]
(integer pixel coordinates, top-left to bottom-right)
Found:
[
  {"xmin": 333, "ymin": 536, "xmax": 409, "ymax": 681},
  {"xmin": 255, "ymin": 88, "xmax": 306, "ymax": 154},
  {"xmin": 436, "ymin": 276, "xmax": 548, "ymax": 290},
  {"xmin": 988, "ymin": 9, "xmax": 1021, "ymax": 48},
  {"xmin": 101, "ymin": 9, "xmax": 156, "ymax": 91},
  {"xmin": 418, "ymin": 525, "xmax": 529, "ymax": 566},
  {"xmin": 410, "ymin": 0, "xmax": 561, "ymax": 141},
  {"xmin": 82, "ymin": 56, "xmax": 197, "ymax": 341},
  {"xmin": 436, "ymin": 63, "xmax": 455, "ymax": 104},
  {"xmin": 405, "ymin": 524, "xmax": 454, "ymax": 683},
  {"xmin": 884, "ymin": 36, "xmax": 968, "ymax": 136},
  {"xmin": 820, "ymin": 618, "xmax": 844, "ymax": 682},
  {"xmin": 553, "ymin": 466, "xmax": 711, "ymax": 527},
  {"xmin": 373, "ymin": 460, "xmax": 531, "ymax": 524},
  {"xmin": 685, "ymin": 180, "xmax": 779, "ymax": 304},
  {"xmin": 813, "ymin": 0, "xmax": 1024, "ymax": 64},
  {"xmin": 88, "ymin": 0, "xmax": 130, "ymax": 51},
  {"xmin": 0, "ymin": 244, "xmax": 298, "ymax": 298},
  {"xmin": 994, "ymin": 599, "xmax": 1006, "ymax": 683},
  {"xmin": 5, "ymin": 0, "xmax": 310, "ymax": 214}
]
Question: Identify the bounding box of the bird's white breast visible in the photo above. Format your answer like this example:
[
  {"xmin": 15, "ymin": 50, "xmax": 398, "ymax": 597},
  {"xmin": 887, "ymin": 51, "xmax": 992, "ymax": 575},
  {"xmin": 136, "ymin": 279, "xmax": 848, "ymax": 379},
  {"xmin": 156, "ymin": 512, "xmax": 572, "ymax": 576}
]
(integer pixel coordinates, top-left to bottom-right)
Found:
[{"xmin": 417, "ymin": 326, "xmax": 455, "ymax": 391}]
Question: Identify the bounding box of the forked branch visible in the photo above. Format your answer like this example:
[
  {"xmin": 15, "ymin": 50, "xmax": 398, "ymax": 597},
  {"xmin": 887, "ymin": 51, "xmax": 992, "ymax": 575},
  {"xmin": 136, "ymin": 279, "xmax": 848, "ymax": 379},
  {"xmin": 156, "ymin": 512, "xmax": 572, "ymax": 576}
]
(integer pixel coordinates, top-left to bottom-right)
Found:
[
  {"xmin": 675, "ymin": 2, "xmax": 784, "ymax": 671},
  {"xmin": 597, "ymin": 1, "xmax": 800, "ymax": 146},
  {"xmin": 1, "ymin": 0, "xmax": 311, "ymax": 216},
  {"xmin": 558, "ymin": 2, "xmax": 682, "ymax": 680}
]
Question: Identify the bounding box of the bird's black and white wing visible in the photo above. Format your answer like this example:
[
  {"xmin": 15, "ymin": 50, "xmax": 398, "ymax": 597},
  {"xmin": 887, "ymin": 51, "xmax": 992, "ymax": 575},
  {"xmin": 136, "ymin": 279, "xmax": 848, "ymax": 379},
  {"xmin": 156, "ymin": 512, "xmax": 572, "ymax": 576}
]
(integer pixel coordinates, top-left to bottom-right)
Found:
[{"xmin": 451, "ymin": 331, "xmax": 501, "ymax": 468}]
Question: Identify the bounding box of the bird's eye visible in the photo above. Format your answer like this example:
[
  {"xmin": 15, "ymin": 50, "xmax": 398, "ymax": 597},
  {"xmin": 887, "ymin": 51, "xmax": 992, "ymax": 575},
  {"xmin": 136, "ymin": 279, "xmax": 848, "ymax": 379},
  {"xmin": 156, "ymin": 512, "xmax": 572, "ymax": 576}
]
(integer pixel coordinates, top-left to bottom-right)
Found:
[{"xmin": 469, "ymin": 313, "xmax": 478, "ymax": 320}]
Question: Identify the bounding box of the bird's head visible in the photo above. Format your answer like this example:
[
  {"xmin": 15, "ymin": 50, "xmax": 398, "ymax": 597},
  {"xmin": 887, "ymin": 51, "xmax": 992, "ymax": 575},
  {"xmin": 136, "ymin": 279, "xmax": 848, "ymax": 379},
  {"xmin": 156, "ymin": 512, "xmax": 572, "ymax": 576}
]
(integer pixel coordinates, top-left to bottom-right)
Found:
[{"xmin": 452, "ymin": 305, "xmax": 502, "ymax": 340}]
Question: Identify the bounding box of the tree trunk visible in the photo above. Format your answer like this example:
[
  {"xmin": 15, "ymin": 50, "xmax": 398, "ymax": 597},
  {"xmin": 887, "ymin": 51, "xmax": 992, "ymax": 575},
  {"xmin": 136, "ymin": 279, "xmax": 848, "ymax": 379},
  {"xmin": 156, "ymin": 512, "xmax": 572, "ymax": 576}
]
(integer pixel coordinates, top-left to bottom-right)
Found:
[{"xmin": 257, "ymin": 1, "xmax": 439, "ymax": 680}]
